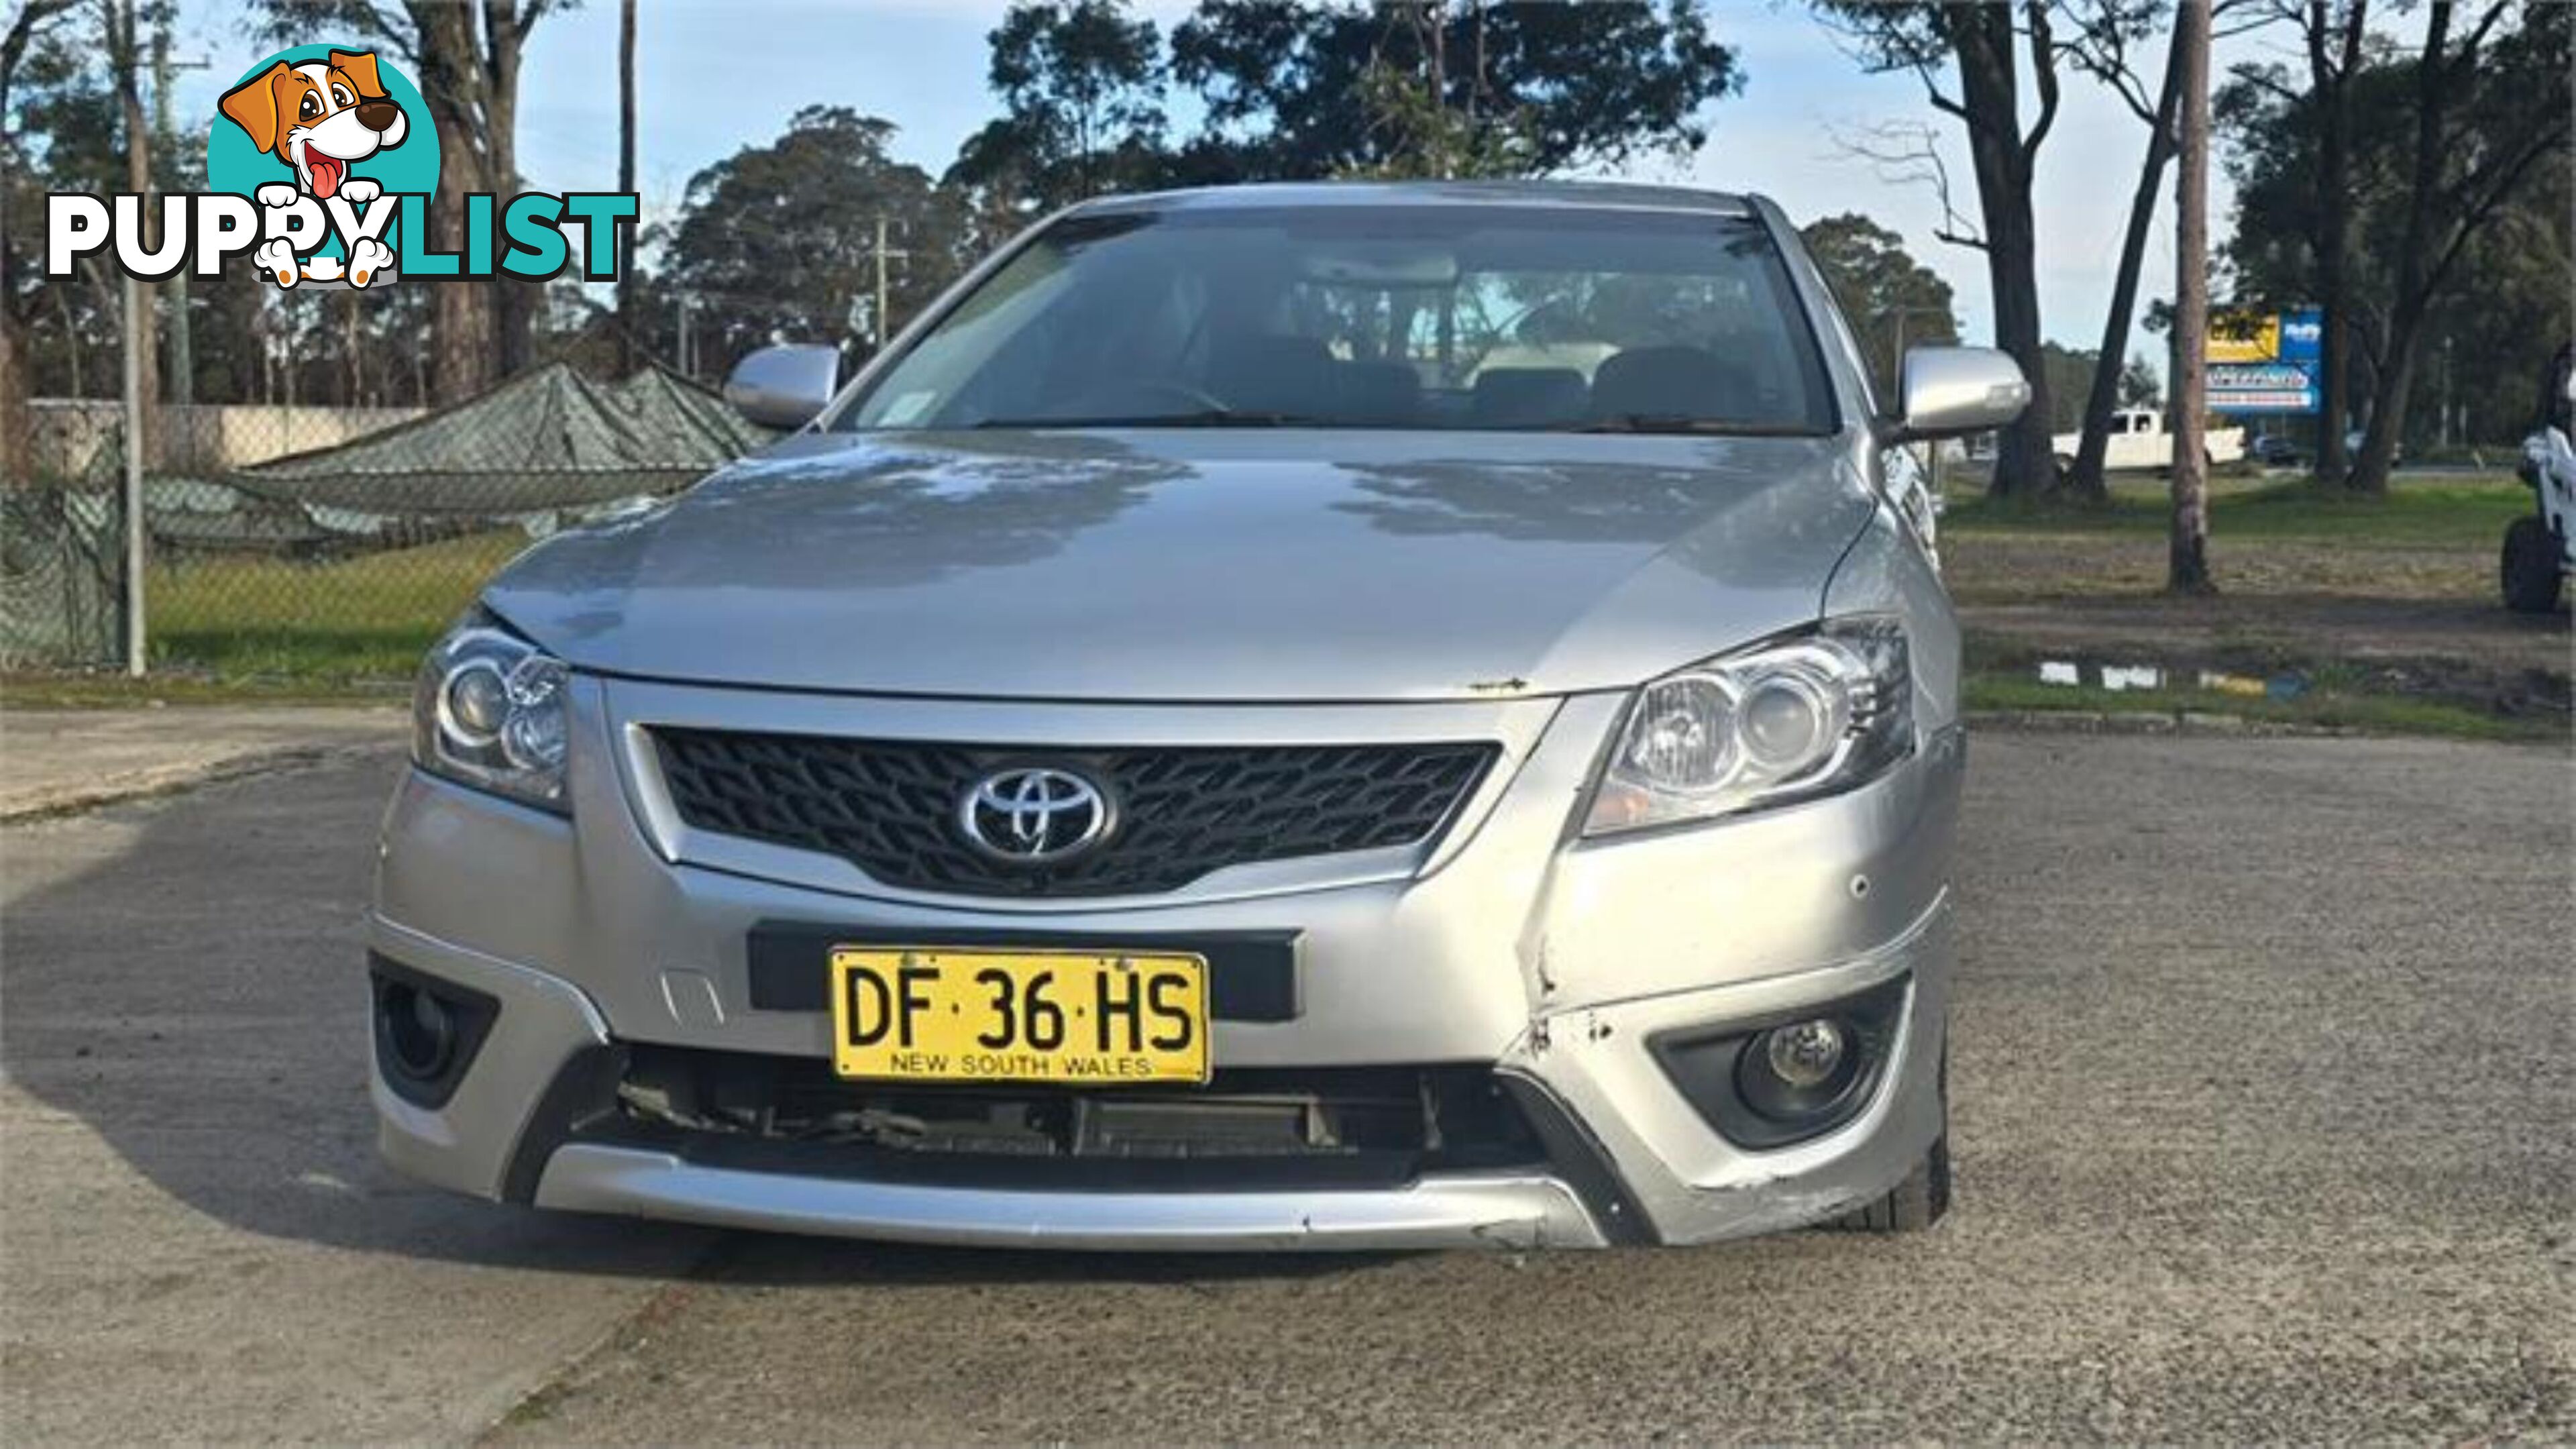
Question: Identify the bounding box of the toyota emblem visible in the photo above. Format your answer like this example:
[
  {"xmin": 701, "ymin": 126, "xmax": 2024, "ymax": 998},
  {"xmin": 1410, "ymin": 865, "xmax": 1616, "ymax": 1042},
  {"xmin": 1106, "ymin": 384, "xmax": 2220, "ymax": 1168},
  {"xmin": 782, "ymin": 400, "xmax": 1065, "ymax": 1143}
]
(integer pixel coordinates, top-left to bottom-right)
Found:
[{"xmin": 957, "ymin": 766, "xmax": 1114, "ymax": 863}]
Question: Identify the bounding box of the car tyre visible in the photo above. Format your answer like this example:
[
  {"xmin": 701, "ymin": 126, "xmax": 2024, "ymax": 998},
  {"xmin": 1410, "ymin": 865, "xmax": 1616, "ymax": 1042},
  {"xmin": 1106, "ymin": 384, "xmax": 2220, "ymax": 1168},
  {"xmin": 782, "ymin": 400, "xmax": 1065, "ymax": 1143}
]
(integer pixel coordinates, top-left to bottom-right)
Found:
[
  {"xmin": 2502, "ymin": 515, "xmax": 2564, "ymax": 614},
  {"xmin": 1823, "ymin": 1040, "xmax": 1951, "ymax": 1234},
  {"xmin": 1824, "ymin": 1134, "xmax": 1951, "ymax": 1233}
]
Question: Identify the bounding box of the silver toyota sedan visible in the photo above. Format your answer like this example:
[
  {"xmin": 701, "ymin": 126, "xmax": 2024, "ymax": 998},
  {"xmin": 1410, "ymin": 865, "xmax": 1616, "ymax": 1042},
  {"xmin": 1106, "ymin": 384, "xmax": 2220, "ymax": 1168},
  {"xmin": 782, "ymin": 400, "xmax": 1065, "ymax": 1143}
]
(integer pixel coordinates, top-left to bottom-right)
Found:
[{"xmin": 371, "ymin": 181, "xmax": 2029, "ymax": 1250}]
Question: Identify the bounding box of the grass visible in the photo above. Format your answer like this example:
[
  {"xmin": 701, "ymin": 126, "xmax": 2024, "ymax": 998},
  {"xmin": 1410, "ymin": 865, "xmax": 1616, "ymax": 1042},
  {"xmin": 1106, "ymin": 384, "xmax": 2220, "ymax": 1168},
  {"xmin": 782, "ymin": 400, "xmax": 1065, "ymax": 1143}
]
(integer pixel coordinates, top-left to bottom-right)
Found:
[
  {"xmin": 1943, "ymin": 472, "xmax": 2532, "ymax": 547},
  {"xmin": 1965, "ymin": 669, "xmax": 2565, "ymax": 744},
  {"xmin": 142, "ymin": 531, "xmax": 529, "ymax": 682}
]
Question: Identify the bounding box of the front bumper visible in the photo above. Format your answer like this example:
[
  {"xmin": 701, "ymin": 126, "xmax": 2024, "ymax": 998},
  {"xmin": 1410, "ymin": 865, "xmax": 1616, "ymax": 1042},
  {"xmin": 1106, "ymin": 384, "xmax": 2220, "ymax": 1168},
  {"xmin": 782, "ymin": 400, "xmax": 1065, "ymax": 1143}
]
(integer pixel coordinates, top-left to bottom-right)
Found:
[{"xmin": 372, "ymin": 676, "xmax": 1962, "ymax": 1249}]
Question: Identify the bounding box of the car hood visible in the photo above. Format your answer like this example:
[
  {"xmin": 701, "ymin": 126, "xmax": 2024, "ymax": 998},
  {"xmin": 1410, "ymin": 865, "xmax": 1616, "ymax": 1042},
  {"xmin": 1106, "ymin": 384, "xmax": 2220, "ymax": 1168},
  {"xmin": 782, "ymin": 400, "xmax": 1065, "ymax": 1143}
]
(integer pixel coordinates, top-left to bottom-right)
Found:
[{"xmin": 484, "ymin": 429, "xmax": 1877, "ymax": 702}]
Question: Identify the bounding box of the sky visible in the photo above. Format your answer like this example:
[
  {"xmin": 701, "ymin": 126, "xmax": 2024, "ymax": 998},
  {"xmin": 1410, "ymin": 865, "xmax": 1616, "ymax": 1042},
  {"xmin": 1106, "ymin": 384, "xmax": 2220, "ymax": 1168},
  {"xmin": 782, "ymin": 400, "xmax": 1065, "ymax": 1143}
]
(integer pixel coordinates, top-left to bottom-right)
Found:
[{"xmin": 165, "ymin": 0, "xmax": 2358, "ymax": 367}]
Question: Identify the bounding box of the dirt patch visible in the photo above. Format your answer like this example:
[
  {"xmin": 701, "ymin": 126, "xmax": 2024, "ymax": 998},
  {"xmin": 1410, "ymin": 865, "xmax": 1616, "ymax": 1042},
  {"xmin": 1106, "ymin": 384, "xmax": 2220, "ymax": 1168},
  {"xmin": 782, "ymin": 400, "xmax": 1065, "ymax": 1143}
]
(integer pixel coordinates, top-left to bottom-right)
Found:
[
  {"xmin": 1947, "ymin": 529, "xmax": 2570, "ymax": 690},
  {"xmin": 1946, "ymin": 531, "xmax": 2509, "ymax": 602}
]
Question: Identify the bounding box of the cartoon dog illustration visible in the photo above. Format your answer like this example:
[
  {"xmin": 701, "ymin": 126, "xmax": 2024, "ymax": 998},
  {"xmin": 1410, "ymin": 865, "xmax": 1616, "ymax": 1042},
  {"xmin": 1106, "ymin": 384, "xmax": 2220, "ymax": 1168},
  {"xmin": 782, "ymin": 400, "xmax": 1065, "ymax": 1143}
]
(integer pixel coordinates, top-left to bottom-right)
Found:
[
  {"xmin": 219, "ymin": 49, "xmax": 408, "ymax": 201},
  {"xmin": 220, "ymin": 50, "xmax": 407, "ymax": 287}
]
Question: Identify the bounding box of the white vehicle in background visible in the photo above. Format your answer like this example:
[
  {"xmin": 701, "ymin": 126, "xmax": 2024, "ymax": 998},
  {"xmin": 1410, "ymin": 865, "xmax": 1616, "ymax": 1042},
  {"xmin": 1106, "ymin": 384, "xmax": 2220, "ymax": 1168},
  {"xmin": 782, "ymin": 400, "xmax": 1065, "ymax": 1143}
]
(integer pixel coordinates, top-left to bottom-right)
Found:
[
  {"xmin": 2504, "ymin": 343, "xmax": 2573, "ymax": 614},
  {"xmin": 2053, "ymin": 407, "xmax": 2244, "ymax": 472}
]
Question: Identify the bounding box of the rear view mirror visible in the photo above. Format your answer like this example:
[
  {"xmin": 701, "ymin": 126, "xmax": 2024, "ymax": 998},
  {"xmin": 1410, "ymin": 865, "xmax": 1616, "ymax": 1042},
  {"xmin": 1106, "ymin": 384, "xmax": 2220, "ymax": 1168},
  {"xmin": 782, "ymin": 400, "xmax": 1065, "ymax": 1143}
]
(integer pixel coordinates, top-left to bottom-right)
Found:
[
  {"xmin": 1895, "ymin": 347, "xmax": 2031, "ymax": 440},
  {"xmin": 724, "ymin": 343, "xmax": 843, "ymax": 431}
]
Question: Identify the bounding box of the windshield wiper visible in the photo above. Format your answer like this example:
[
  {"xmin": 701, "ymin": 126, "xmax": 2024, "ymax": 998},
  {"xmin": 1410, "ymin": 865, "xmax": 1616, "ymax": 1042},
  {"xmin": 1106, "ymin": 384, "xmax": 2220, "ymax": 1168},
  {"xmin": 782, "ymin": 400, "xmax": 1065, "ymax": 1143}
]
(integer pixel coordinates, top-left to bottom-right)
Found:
[
  {"xmin": 969, "ymin": 409, "xmax": 1319, "ymax": 430},
  {"xmin": 1571, "ymin": 415, "xmax": 1817, "ymax": 437}
]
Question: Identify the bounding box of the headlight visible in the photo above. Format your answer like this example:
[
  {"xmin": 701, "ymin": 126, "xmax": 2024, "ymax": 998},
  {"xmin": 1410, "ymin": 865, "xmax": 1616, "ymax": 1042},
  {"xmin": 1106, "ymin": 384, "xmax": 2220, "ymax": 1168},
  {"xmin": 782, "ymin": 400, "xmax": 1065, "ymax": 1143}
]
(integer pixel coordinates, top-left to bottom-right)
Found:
[
  {"xmin": 413, "ymin": 612, "xmax": 572, "ymax": 812},
  {"xmin": 1584, "ymin": 618, "xmax": 1911, "ymax": 837}
]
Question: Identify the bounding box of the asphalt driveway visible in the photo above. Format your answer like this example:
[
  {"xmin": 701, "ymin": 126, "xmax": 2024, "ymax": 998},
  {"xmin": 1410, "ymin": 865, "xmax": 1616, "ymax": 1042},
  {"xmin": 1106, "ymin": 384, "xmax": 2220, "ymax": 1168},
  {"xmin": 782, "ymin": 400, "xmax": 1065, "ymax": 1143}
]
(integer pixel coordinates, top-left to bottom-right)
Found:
[{"xmin": 3, "ymin": 728, "xmax": 2568, "ymax": 1442}]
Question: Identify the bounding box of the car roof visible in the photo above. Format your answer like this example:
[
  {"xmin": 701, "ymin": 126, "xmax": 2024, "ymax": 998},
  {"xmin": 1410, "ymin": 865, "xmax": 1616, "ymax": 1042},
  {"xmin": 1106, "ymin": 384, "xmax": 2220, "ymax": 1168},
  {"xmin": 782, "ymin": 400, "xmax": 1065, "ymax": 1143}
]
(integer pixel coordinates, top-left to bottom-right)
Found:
[{"xmin": 1069, "ymin": 178, "xmax": 1760, "ymax": 219}]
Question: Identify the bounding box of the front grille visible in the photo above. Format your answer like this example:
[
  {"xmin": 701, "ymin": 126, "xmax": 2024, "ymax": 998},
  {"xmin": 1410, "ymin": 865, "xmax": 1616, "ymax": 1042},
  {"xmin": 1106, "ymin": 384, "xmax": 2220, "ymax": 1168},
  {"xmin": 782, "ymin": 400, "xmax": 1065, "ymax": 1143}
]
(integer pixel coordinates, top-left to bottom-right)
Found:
[
  {"xmin": 653, "ymin": 728, "xmax": 1498, "ymax": 898},
  {"xmin": 590, "ymin": 1046, "xmax": 1546, "ymax": 1190}
]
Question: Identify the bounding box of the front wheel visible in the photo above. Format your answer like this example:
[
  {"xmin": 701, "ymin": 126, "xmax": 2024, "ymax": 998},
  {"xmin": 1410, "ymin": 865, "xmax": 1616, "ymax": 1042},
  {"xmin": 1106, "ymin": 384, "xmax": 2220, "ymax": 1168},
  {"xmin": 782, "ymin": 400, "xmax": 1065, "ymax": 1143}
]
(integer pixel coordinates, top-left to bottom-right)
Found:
[
  {"xmin": 2502, "ymin": 515, "xmax": 2565, "ymax": 614},
  {"xmin": 1824, "ymin": 1135, "xmax": 1951, "ymax": 1233},
  {"xmin": 1823, "ymin": 1040, "xmax": 1951, "ymax": 1234}
]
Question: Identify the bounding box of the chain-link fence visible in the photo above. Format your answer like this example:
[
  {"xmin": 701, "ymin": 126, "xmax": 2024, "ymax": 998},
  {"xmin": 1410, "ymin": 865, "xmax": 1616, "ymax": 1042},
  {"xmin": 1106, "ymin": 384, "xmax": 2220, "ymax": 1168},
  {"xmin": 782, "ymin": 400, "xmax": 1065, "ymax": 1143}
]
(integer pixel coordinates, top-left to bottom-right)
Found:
[{"xmin": 5, "ymin": 366, "xmax": 771, "ymax": 681}]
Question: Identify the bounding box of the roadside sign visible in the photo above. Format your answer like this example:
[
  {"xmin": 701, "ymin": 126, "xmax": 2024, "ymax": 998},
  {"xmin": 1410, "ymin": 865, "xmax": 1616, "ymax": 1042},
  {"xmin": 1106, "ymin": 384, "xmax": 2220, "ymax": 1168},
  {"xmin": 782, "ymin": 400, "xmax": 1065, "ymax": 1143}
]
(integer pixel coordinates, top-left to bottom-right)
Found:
[{"xmin": 2208, "ymin": 308, "xmax": 2320, "ymax": 414}]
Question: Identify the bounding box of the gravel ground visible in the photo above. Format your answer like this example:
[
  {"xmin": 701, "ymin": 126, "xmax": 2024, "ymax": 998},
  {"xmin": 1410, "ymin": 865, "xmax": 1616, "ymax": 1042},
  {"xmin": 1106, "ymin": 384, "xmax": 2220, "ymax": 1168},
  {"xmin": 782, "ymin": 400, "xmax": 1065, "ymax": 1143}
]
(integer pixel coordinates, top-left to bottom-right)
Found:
[{"xmin": 4, "ymin": 732, "xmax": 2570, "ymax": 1443}]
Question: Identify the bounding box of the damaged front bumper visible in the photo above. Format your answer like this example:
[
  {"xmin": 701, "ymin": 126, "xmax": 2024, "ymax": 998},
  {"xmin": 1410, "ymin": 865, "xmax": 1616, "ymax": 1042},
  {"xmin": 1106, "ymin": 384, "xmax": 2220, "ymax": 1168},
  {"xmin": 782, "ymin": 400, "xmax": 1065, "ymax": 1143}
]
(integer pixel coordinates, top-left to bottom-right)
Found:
[{"xmin": 370, "ymin": 678, "xmax": 1960, "ymax": 1250}]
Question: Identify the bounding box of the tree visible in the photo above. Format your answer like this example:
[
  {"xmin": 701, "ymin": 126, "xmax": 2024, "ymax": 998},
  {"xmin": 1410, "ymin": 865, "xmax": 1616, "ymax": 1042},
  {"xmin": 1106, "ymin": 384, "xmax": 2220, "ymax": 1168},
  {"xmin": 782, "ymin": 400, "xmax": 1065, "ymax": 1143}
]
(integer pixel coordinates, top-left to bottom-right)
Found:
[
  {"xmin": 2222, "ymin": 1, "xmax": 2569, "ymax": 490},
  {"xmin": 1342, "ymin": 1, "xmax": 1539, "ymax": 180},
  {"xmin": 2036, "ymin": 341, "xmax": 2102, "ymax": 433},
  {"xmin": 2056, "ymin": 0, "xmax": 2182, "ymax": 502},
  {"xmin": 254, "ymin": 0, "xmax": 567, "ymax": 401},
  {"xmin": 2292, "ymin": 0, "xmax": 2370, "ymax": 485},
  {"xmin": 1169, "ymin": 1, "xmax": 1739, "ymax": 182},
  {"xmin": 662, "ymin": 107, "xmax": 969, "ymax": 380},
  {"xmin": 614, "ymin": 0, "xmax": 636, "ymax": 373},
  {"xmin": 2117, "ymin": 352, "xmax": 2163, "ymax": 407},
  {"xmin": 2347, "ymin": 2, "xmax": 2567, "ymax": 494},
  {"xmin": 2169, "ymin": 0, "xmax": 2212, "ymax": 592},
  {"xmin": 0, "ymin": 0, "xmax": 81, "ymax": 484},
  {"xmin": 2412, "ymin": 162, "xmax": 2567, "ymax": 447},
  {"xmin": 948, "ymin": 0, "xmax": 1167, "ymax": 225},
  {"xmin": 102, "ymin": 0, "xmax": 156, "ymax": 466},
  {"xmin": 1799, "ymin": 214, "xmax": 1960, "ymax": 401},
  {"xmin": 1813, "ymin": 0, "xmax": 2064, "ymax": 499}
]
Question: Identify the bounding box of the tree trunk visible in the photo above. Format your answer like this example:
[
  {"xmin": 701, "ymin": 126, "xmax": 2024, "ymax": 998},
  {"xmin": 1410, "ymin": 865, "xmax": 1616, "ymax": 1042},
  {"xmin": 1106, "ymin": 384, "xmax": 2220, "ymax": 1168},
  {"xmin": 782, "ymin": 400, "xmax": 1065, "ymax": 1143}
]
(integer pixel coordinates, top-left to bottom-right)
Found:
[
  {"xmin": 2309, "ymin": 0, "xmax": 2367, "ymax": 487},
  {"xmin": 484, "ymin": 1, "xmax": 532, "ymax": 378},
  {"xmin": 615, "ymin": 0, "xmax": 638, "ymax": 374},
  {"xmin": 429, "ymin": 107, "xmax": 494, "ymax": 402},
  {"xmin": 0, "ymin": 305, "xmax": 28, "ymax": 485},
  {"xmin": 2348, "ymin": 1, "xmax": 2454, "ymax": 497},
  {"xmin": 2070, "ymin": 43, "xmax": 2184, "ymax": 502},
  {"xmin": 1954, "ymin": 6, "xmax": 2055, "ymax": 500},
  {"xmin": 2168, "ymin": 0, "xmax": 2214, "ymax": 594},
  {"xmin": 2352, "ymin": 302, "xmax": 2421, "ymax": 494}
]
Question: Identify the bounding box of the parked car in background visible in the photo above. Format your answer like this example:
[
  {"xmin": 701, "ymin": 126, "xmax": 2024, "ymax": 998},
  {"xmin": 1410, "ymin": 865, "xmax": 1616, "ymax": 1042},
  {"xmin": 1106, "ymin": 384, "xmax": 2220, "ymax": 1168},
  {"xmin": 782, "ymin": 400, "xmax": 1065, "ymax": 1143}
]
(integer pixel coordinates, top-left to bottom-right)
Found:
[
  {"xmin": 2251, "ymin": 434, "xmax": 2302, "ymax": 468},
  {"xmin": 369, "ymin": 181, "xmax": 2029, "ymax": 1251},
  {"xmin": 2504, "ymin": 341, "xmax": 2573, "ymax": 614},
  {"xmin": 2053, "ymin": 407, "xmax": 2244, "ymax": 472}
]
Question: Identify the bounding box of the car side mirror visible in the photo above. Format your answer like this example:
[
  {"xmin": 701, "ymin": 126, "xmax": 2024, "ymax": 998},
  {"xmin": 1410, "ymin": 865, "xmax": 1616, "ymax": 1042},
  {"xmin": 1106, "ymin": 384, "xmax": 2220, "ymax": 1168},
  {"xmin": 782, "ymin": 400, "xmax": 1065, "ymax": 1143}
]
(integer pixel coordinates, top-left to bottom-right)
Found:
[
  {"xmin": 724, "ymin": 343, "xmax": 843, "ymax": 431},
  {"xmin": 1894, "ymin": 346, "xmax": 2031, "ymax": 441}
]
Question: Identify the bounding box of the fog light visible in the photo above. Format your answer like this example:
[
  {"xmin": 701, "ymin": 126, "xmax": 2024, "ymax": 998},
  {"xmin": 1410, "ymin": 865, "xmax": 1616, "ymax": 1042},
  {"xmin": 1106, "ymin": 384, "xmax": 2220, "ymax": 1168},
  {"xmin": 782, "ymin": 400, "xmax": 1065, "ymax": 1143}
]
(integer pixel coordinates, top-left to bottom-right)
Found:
[
  {"xmin": 1736, "ymin": 1014, "xmax": 1869, "ymax": 1126},
  {"xmin": 381, "ymin": 981, "xmax": 457, "ymax": 1080},
  {"xmin": 1652, "ymin": 976, "xmax": 1909, "ymax": 1149},
  {"xmin": 369, "ymin": 955, "xmax": 500, "ymax": 1109},
  {"xmin": 1764, "ymin": 1018, "xmax": 1847, "ymax": 1089}
]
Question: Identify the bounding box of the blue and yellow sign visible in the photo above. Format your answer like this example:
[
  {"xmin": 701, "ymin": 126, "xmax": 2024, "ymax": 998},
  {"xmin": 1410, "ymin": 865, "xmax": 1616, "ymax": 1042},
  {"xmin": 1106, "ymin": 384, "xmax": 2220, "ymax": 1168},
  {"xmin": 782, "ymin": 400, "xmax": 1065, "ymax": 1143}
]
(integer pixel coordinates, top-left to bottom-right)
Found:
[{"xmin": 2209, "ymin": 309, "xmax": 2321, "ymax": 414}]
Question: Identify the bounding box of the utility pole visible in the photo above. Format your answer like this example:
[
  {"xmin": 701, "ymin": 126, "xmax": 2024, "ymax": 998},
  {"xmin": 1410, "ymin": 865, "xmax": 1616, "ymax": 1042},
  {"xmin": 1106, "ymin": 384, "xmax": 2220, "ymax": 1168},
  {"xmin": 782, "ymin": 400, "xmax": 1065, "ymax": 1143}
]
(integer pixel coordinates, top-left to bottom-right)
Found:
[
  {"xmin": 2167, "ymin": 0, "xmax": 2214, "ymax": 594},
  {"xmin": 870, "ymin": 213, "xmax": 910, "ymax": 354},
  {"xmin": 1880, "ymin": 303, "xmax": 1949, "ymax": 395},
  {"xmin": 122, "ymin": 280, "xmax": 146, "ymax": 676},
  {"xmin": 153, "ymin": 17, "xmax": 209, "ymax": 447},
  {"xmin": 108, "ymin": 0, "xmax": 153, "ymax": 674},
  {"xmin": 614, "ymin": 0, "xmax": 638, "ymax": 374}
]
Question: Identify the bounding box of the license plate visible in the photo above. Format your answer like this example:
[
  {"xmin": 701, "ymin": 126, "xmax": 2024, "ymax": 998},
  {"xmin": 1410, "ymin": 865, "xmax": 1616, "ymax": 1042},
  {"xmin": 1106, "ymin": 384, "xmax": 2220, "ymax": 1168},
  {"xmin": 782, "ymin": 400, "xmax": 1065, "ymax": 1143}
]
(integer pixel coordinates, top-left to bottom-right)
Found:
[{"xmin": 827, "ymin": 947, "xmax": 1210, "ymax": 1085}]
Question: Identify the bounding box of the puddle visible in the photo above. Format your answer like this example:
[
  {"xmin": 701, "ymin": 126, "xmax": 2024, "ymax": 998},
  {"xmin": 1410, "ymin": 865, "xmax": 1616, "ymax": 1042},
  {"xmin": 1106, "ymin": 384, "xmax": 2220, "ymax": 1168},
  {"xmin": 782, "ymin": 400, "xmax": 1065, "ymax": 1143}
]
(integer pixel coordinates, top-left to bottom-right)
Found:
[
  {"xmin": 2034, "ymin": 656, "xmax": 2308, "ymax": 700},
  {"xmin": 2002, "ymin": 644, "xmax": 2567, "ymax": 722}
]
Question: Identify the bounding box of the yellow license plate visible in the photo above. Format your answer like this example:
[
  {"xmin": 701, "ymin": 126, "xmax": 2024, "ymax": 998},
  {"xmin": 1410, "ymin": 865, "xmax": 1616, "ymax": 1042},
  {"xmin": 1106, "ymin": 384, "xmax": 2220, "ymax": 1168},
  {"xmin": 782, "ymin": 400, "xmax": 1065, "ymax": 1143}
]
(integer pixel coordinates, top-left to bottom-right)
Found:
[{"xmin": 827, "ymin": 947, "xmax": 1210, "ymax": 1085}]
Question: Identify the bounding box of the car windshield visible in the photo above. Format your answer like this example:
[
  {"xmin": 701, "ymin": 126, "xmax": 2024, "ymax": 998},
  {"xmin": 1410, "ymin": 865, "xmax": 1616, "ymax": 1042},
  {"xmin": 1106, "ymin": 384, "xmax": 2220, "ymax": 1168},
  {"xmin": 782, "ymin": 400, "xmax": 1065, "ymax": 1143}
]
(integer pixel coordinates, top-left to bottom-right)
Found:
[{"xmin": 835, "ymin": 204, "xmax": 1836, "ymax": 436}]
